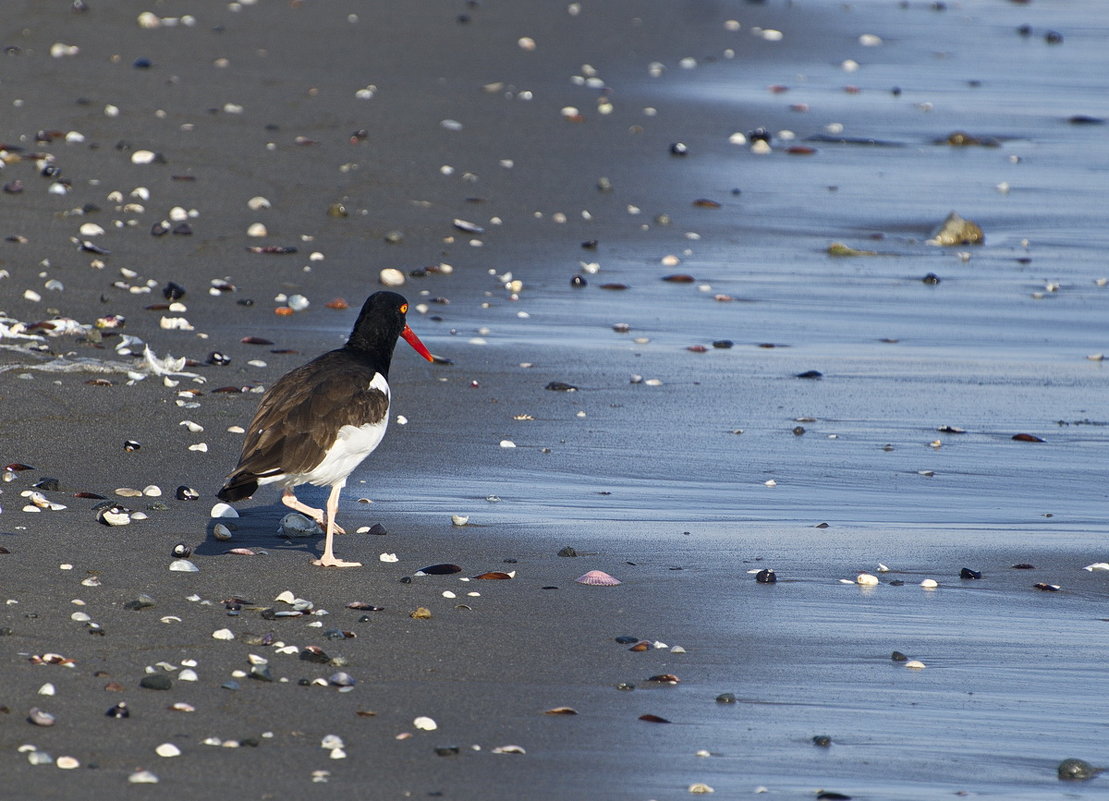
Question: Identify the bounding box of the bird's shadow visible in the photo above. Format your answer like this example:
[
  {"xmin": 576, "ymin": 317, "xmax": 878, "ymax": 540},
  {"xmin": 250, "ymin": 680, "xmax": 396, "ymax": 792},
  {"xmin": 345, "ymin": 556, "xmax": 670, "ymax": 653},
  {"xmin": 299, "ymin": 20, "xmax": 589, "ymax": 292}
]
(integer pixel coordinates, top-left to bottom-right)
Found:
[{"xmin": 197, "ymin": 498, "xmax": 325, "ymax": 559}]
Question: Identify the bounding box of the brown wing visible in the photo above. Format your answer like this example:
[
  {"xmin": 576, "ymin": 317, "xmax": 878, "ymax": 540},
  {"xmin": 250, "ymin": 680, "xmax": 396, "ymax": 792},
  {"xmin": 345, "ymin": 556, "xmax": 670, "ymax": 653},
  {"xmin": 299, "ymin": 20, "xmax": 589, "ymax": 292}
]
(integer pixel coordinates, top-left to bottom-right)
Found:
[{"xmin": 231, "ymin": 351, "xmax": 390, "ymax": 479}]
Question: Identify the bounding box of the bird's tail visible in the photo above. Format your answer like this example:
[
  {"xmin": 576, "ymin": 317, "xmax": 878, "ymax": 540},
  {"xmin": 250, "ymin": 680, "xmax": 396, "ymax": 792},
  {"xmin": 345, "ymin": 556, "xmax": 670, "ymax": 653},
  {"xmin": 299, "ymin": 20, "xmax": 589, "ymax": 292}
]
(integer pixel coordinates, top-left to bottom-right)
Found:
[{"xmin": 217, "ymin": 473, "xmax": 258, "ymax": 503}]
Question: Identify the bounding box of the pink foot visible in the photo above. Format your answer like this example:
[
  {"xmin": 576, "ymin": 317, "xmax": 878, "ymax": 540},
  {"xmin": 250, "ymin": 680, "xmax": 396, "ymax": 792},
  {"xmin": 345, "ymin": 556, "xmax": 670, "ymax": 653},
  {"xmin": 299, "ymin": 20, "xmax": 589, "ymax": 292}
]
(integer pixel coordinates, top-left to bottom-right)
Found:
[{"xmin": 312, "ymin": 556, "xmax": 363, "ymax": 568}]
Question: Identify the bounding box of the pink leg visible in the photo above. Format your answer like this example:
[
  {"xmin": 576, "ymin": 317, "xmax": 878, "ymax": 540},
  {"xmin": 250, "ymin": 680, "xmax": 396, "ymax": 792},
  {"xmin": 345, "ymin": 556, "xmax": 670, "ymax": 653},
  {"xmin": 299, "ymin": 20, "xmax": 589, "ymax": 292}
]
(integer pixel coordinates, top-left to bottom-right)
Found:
[
  {"xmin": 312, "ymin": 484, "xmax": 361, "ymax": 568},
  {"xmin": 282, "ymin": 488, "xmax": 345, "ymax": 533}
]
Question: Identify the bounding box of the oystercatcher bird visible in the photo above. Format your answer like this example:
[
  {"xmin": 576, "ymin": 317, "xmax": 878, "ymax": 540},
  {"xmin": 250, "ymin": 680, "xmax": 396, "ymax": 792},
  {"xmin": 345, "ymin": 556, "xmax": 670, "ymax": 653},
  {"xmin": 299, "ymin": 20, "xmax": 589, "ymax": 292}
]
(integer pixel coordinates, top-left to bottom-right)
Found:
[{"xmin": 217, "ymin": 291, "xmax": 433, "ymax": 567}]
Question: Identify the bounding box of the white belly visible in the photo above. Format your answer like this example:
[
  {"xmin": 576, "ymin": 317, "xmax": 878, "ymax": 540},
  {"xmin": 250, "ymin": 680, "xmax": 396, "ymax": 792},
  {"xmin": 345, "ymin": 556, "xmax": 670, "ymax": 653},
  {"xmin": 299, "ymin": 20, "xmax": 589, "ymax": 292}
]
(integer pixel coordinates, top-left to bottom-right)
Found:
[{"xmin": 302, "ymin": 414, "xmax": 389, "ymax": 488}]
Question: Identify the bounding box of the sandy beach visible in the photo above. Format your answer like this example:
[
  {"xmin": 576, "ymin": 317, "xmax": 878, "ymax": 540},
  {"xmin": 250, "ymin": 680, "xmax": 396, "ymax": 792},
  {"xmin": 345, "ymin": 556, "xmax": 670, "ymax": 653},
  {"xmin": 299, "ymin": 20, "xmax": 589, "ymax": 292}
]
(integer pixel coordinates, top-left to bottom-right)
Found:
[{"xmin": 3, "ymin": 1, "xmax": 1108, "ymax": 798}]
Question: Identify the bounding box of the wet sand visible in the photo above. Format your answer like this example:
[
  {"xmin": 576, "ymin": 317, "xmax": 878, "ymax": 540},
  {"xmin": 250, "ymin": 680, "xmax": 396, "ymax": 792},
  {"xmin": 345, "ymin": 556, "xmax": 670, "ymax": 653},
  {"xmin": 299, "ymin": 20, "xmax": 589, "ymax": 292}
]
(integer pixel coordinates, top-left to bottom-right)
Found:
[{"xmin": 3, "ymin": 1, "xmax": 1109, "ymax": 798}]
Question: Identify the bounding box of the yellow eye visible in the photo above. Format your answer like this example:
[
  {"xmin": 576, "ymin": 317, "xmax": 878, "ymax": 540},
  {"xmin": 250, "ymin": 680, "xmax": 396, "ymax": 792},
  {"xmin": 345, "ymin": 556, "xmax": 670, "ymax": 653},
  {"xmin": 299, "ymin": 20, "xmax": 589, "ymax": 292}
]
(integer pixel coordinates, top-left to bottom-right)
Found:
[{"xmin": 400, "ymin": 303, "xmax": 408, "ymax": 314}]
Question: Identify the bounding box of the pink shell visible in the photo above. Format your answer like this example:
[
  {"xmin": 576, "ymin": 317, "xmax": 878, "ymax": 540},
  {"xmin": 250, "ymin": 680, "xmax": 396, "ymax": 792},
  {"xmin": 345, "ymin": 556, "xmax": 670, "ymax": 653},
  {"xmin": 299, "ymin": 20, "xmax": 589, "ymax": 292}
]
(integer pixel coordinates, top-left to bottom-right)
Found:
[{"xmin": 575, "ymin": 570, "xmax": 622, "ymax": 586}]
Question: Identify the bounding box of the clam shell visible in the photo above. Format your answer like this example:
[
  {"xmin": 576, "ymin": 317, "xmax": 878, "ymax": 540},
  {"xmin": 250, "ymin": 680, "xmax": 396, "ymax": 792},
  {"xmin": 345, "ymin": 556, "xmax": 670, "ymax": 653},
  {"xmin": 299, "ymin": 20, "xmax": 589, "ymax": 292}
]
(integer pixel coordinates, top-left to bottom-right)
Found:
[{"xmin": 575, "ymin": 570, "xmax": 621, "ymax": 586}]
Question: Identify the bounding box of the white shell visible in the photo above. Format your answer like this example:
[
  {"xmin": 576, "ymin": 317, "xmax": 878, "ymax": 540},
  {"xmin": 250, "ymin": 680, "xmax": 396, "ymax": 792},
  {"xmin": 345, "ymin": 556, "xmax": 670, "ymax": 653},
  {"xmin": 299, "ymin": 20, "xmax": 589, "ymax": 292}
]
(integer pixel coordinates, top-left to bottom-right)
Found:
[
  {"xmin": 155, "ymin": 743, "xmax": 181, "ymax": 758},
  {"xmin": 856, "ymin": 572, "xmax": 879, "ymax": 586},
  {"xmin": 211, "ymin": 628, "xmax": 235, "ymax": 641},
  {"xmin": 210, "ymin": 503, "xmax": 239, "ymax": 518},
  {"xmin": 904, "ymin": 660, "xmax": 926, "ymax": 670},
  {"xmin": 920, "ymin": 578, "xmax": 939, "ymax": 589},
  {"xmin": 413, "ymin": 716, "xmax": 438, "ymax": 731},
  {"xmin": 169, "ymin": 559, "xmax": 199, "ymax": 572},
  {"xmin": 379, "ymin": 268, "xmax": 405, "ymax": 287}
]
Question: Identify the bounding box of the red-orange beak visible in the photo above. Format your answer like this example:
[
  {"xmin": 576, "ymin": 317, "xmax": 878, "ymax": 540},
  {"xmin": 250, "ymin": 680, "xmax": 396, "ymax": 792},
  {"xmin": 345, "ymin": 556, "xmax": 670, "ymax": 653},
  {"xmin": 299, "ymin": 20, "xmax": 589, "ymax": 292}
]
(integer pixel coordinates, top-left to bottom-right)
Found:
[{"xmin": 401, "ymin": 324, "xmax": 434, "ymax": 362}]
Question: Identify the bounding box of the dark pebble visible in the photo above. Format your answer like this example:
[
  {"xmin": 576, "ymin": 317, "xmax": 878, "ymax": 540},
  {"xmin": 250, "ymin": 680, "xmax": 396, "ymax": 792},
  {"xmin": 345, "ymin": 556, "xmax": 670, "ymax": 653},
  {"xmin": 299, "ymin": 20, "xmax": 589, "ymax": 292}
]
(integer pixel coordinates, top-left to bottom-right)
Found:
[
  {"xmin": 545, "ymin": 381, "xmax": 578, "ymax": 391},
  {"xmin": 959, "ymin": 567, "xmax": 982, "ymax": 579},
  {"xmin": 1011, "ymin": 563, "xmax": 1036, "ymax": 570},
  {"xmin": 614, "ymin": 635, "xmax": 639, "ymax": 644},
  {"xmin": 715, "ymin": 692, "xmax": 737, "ymax": 704},
  {"xmin": 922, "ymin": 272, "xmax": 941, "ymax": 285},
  {"xmin": 755, "ymin": 568, "xmax": 777, "ymax": 584},
  {"xmin": 570, "ymin": 274, "xmax": 587, "ymax": 288},
  {"xmin": 748, "ymin": 127, "xmax": 771, "ymax": 143},
  {"xmin": 139, "ymin": 674, "xmax": 172, "ymax": 691},
  {"xmin": 812, "ymin": 735, "xmax": 832, "ymax": 747},
  {"xmin": 171, "ymin": 543, "xmax": 192, "ymax": 559},
  {"xmin": 890, "ymin": 651, "xmax": 908, "ymax": 662},
  {"xmin": 669, "ymin": 142, "xmax": 689, "ymax": 156},
  {"xmin": 150, "ymin": 221, "xmax": 170, "ymax": 236},
  {"xmin": 1017, "ymin": 24, "xmax": 1032, "ymax": 37},
  {"xmin": 557, "ymin": 546, "xmax": 578, "ymax": 557},
  {"xmin": 795, "ymin": 370, "xmax": 823, "ymax": 379},
  {"xmin": 222, "ymin": 681, "xmax": 240, "ymax": 691},
  {"xmin": 792, "ymin": 426, "xmax": 806, "ymax": 436},
  {"xmin": 368, "ymin": 523, "xmax": 388, "ymax": 536},
  {"xmin": 162, "ymin": 281, "xmax": 186, "ymax": 300},
  {"xmin": 1058, "ymin": 758, "xmax": 1097, "ymax": 781},
  {"xmin": 816, "ymin": 793, "xmax": 851, "ymax": 801},
  {"xmin": 435, "ymin": 746, "xmax": 461, "ymax": 757},
  {"xmin": 32, "ymin": 477, "xmax": 60, "ymax": 491},
  {"xmin": 615, "ymin": 682, "xmax": 636, "ymax": 691},
  {"xmin": 123, "ymin": 440, "xmax": 141, "ymax": 452},
  {"xmin": 105, "ymin": 702, "xmax": 129, "ymax": 718},
  {"xmin": 1044, "ymin": 30, "xmax": 1063, "ymax": 44},
  {"xmin": 712, "ymin": 340, "xmax": 734, "ymax": 349}
]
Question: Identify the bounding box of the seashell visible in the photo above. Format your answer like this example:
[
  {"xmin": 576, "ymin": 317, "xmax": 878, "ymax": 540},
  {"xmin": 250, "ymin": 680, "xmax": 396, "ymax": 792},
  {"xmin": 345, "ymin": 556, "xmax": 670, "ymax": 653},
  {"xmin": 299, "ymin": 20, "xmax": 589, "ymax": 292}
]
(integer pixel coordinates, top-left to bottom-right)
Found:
[
  {"xmin": 920, "ymin": 578, "xmax": 939, "ymax": 589},
  {"xmin": 755, "ymin": 568, "xmax": 776, "ymax": 584},
  {"xmin": 106, "ymin": 702, "xmax": 130, "ymax": 718},
  {"xmin": 1083, "ymin": 562, "xmax": 1109, "ymax": 572},
  {"xmin": 172, "ymin": 543, "xmax": 192, "ymax": 558},
  {"xmin": 491, "ymin": 745, "xmax": 526, "ymax": 755},
  {"xmin": 169, "ymin": 559, "xmax": 198, "ymax": 572},
  {"xmin": 211, "ymin": 628, "xmax": 235, "ymax": 641},
  {"xmin": 409, "ymin": 607, "xmax": 432, "ymax": 619},
  {"xmin": 856, "ymin": 572, "xmax": 879, "ymax": 586},
  {"xmin": 545, "ymin": 706, "xmax": 578, "ymax": 715},
  {"xmin": 415, "ymin": 564, "xmax": 463, "ymax": 576},
  {"xmin": 28, "ymin": 707, "xmax": 56, "ymax": 726},
  {"xmin": 473, "ymin": 571, "xmax": 514, "ymax": 580},
  {"xmin": 689, "ymin": 784, "xmax": 715, "ymax": 794},
  {"xmin": 413, "ymin": 716, "xmax": 438, "ymax": 731},
  {"xmin": 128, "ymin": 770, "xmax": 159, "ymax": 784},
  {"xmin": 450, "ymin": 514, "xmax": 469, "ymax": 526},
  {"xmin": 279, "ymin": 512, "xmax": 318, "ymax": 538},
  {"xmin": 155, "ymin": 743, "xmax": 181, "ymax": 758},
  {"xmin": 379, "ymin": 268, "xmax": 405, "ymax": 287},
  {"xmin": 210, "ymin": 502, "xmax": 239, "ymax": 518},
  {"xmin": 212, "ymin": 523, "xmax": 233, "ymax": 541},
  {"xmin": 56, "ymin": 756, "xmax": 80, "ymax": 770},
  {"xmin": 1034, "ymin": 583, "xmax": 1061, "ymax": 592},
  {"xmin": 576, "ymin": 570, "xmax": 621, "ymax": 586},
  {"xmin": 97, "ymin": 505, "xmax": 132, "ymax": 526},
  {"xmin": 1012, "ymin": 433, "xmax": 1045, "ymax": 442},
  {"xmin": 639, "ymin": 714, "xmax": 670, "ymax": 723},
  {"xmin": 329, "ymin": 671, "xmax": 356, "ymax": 687},
  {"xmin": 904, "ymin": 660, "xmax": 926, "ymax": 669}
]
